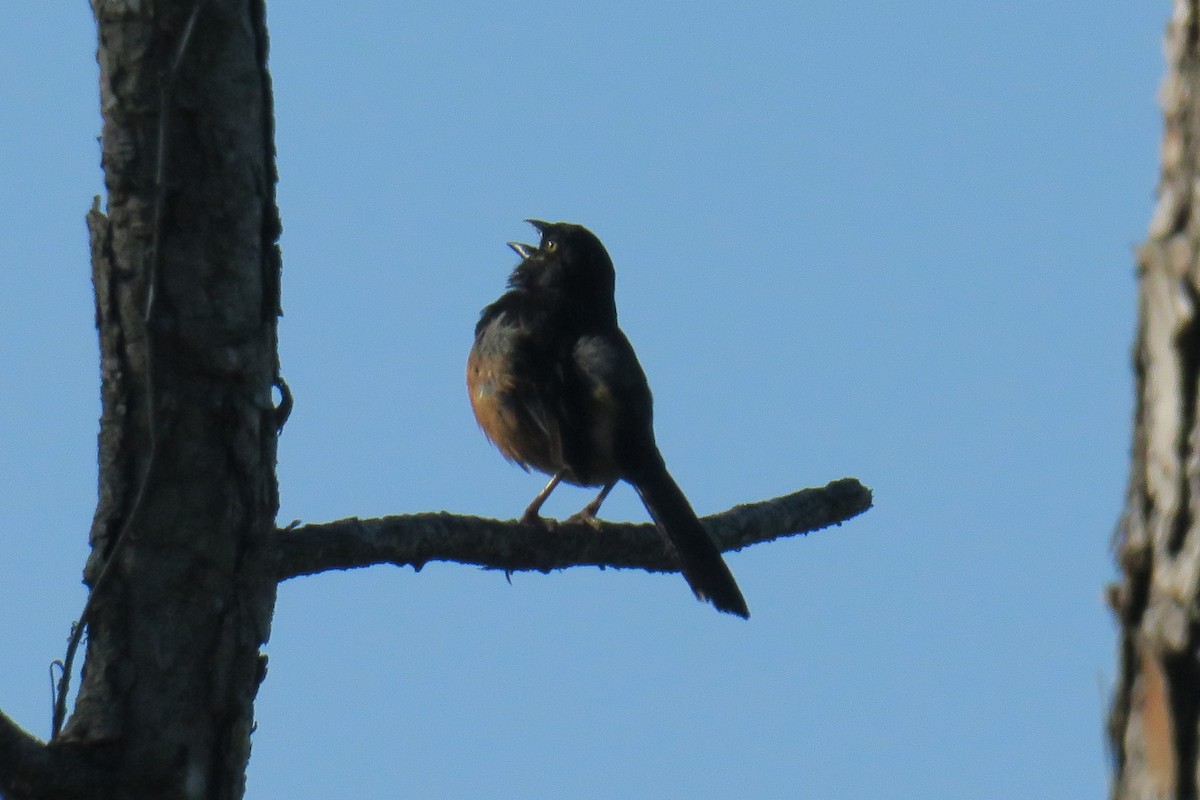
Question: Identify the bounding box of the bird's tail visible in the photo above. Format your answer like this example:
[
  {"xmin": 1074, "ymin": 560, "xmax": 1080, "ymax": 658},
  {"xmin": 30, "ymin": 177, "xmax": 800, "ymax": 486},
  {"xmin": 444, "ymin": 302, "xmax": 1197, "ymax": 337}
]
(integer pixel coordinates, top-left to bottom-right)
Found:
[{"xmin": 632, "ymin": 463, "xmax": 749, "ymax": 618}]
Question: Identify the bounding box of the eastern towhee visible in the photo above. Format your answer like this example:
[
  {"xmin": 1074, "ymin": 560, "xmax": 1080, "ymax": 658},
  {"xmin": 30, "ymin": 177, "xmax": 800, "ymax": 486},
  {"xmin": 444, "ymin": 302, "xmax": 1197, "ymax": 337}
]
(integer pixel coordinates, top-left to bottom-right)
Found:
[{"xmin": 467, "ymin": 220, "xmax": 748, "ymax": 618}]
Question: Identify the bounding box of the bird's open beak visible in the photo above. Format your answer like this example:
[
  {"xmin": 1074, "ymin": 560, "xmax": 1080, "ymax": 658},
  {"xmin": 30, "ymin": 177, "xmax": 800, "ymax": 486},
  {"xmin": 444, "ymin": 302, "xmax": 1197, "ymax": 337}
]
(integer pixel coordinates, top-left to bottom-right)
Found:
[{"xmin": 507, "ymin": 241, "xmax": 537, "ymax": 259}]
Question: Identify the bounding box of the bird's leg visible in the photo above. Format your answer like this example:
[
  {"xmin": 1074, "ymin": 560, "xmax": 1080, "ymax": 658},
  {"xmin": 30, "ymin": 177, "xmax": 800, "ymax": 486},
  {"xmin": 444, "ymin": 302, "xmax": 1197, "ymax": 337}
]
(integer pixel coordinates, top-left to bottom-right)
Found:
[
  {"xmin": 521, "ymin": 472, "xmax": 563, "ymax": 527},
  {"xmin": 566, "ymin": 481, "xmax": 616, "ymax": 529}
]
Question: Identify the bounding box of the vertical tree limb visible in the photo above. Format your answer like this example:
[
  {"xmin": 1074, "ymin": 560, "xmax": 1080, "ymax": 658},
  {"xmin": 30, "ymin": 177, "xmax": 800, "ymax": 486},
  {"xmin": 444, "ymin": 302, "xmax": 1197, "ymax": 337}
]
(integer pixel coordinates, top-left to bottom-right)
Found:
[
  {"xmin": 40, "ymin": 1, "xmax": 285, "ymax": 797},
  {"xmin": 1111, "ymin": 3, "xmax": 1200, "ymax": 798}
]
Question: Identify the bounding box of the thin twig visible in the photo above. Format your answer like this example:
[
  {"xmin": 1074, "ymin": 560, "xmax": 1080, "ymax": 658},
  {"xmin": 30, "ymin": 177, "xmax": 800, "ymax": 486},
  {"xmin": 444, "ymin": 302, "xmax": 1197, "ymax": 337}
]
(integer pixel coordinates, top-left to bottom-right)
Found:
[{"xmin": 273, "ymin": 376, "xmax": 293, "ymax": 432}]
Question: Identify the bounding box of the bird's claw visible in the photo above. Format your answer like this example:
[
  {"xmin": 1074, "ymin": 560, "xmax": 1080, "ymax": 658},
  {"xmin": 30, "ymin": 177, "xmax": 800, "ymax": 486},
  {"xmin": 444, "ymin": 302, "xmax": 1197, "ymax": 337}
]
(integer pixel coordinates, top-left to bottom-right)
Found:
[
  {"xmin": 519, "ymin": 511, "xmax": 556, "ymax": 531},
  {"xmin": 564, "ymin": 509, "xmax": 604, "ymax": 530}
]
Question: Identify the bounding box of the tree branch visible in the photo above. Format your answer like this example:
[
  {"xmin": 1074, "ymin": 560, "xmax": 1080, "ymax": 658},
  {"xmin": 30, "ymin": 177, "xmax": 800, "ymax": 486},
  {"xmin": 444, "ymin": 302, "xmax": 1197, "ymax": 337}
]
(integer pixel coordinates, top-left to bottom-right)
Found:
[
  {"xmin": 0, "ymin": 709, "xmax": 114, "ymax": 799},
  {"xmin": 270, "ymin": 478, "xmax": 871, "ymax": 582}
]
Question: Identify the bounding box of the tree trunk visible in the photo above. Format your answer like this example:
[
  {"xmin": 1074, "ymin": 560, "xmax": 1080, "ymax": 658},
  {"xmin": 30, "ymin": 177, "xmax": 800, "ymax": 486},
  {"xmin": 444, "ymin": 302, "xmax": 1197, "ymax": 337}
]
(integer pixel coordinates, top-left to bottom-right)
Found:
[
  {"xmin": 52, "ymin": 0, "xmax": 283, "ymax": 796},
  {"xmin": 1111, "ymin": 3, "xmax": 1200, "ymax": 799}
]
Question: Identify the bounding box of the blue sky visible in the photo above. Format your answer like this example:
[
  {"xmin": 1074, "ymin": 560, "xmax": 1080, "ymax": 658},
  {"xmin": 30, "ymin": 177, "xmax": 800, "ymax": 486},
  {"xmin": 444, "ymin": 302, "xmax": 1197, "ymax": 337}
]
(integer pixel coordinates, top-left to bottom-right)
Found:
[{"xmin": 0, "ymin": 3, "xmax": 1161, "ymax": 798}]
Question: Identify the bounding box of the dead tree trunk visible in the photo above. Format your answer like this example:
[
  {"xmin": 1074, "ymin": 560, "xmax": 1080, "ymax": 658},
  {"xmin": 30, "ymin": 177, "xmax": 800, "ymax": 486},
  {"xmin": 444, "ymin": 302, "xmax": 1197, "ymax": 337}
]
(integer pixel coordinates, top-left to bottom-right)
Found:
[
  {"xmin": 0, "ymin": 2, "xmax": 869, "ymax": 798},
  {"xmin": 55, "ymin": 0, "xmax": 284, "ymax": 797},
  {"xmin": 1111, "ymin": 3, "xmax": 1200, "ymax": 798},
  {"xmin": 0, "ymin": 0, "xmax": 284, "ymax": 797}
]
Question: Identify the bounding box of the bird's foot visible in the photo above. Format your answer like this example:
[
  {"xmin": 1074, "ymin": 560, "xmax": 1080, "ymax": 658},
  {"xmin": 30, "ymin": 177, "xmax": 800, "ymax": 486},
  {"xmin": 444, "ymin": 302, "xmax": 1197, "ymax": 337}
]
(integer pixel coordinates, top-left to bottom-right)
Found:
[
  {"xmin": 564, "ymin": 508, "xmax": 604, "ymax": 530},
  {"xmin": 519, "ymin": 510, "xmax": 557, "ymax": 531}
]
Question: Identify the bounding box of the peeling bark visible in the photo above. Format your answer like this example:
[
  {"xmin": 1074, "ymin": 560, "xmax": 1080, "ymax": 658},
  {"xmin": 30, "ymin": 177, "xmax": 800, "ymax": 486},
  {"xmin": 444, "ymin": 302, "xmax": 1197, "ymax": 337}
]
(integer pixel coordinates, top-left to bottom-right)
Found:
[{"xmin": 1111, "ymin": 3, "xmax": 1200, "ymax": 799}]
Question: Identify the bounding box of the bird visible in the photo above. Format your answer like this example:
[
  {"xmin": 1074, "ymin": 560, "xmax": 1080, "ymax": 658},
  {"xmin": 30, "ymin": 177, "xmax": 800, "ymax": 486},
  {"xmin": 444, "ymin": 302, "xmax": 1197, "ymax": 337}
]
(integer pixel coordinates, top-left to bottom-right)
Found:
[{"xmin": 466, "ymin": 219, "xmax": 749, "ymax": 618}]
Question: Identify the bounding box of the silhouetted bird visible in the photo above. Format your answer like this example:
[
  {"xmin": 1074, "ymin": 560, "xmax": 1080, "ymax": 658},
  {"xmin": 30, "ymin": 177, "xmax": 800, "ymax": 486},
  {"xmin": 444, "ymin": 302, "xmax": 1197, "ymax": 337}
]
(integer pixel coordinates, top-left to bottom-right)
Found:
[{"xmin": 467, "ymin": 220, "xmax": 749, "ymax": 618}]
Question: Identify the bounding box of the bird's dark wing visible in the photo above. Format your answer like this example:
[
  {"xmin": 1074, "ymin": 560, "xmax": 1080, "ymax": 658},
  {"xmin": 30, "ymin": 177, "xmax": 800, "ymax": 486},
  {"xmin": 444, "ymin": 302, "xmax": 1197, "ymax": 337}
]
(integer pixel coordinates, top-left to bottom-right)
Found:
[
  {"xmin": 565, "ymin": 330, "xmax": 655, "ymax": 482},
  {"xmin": 569, "ymin": 330, "xmax": 749, "ymax": 617}
]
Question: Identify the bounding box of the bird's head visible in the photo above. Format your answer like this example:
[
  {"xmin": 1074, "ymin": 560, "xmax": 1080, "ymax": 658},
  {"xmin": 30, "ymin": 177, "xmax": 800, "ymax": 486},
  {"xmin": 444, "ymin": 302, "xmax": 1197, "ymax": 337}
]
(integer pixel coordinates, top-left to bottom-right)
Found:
[{"xmin": 506, "ymin": 220, "xmax": 616, "ymax": 316}]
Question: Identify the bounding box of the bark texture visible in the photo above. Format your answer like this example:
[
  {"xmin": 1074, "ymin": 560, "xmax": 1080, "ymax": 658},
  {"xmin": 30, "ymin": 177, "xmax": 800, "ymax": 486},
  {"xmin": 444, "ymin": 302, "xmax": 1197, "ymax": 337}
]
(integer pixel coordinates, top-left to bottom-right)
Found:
[
  {"xmin": 1111, "ymin": 3, "xmax": 1200, "ymax": 798},
  {"xmin": 43, "ymin": 0, "xmax": 283, "ymax": 797}
]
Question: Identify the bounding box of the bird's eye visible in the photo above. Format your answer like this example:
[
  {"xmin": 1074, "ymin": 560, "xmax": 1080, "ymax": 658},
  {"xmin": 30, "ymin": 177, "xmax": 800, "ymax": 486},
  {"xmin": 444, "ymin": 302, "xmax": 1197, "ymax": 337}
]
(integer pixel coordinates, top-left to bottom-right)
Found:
[{"xmin": 544, "ymin": 238, "xmax": 558, "ymax": 252}]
